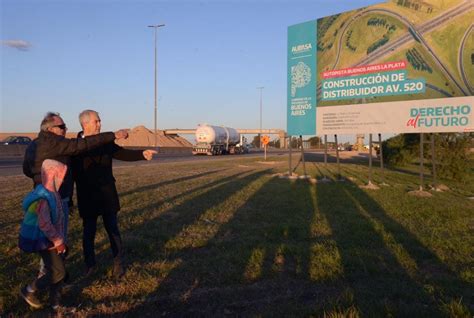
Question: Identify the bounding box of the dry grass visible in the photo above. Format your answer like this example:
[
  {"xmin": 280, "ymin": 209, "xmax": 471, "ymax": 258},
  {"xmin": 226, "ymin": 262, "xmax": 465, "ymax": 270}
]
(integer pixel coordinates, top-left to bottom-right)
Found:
[{"xmin": 1, "ymin": 154, "xmax": 473, "ymax": 316}]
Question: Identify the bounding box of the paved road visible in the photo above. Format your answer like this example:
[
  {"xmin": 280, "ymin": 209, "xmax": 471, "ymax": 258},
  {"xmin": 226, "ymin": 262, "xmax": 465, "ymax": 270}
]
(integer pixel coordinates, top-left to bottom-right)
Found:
[
  {"xmin": 425, "ymin": 83, "xmax": 453, "ymax": 97},
  {"xmin": 459, "ymin": 24, "xmax": 474, "ymax": 95},
  {"xmin": 0, "ymin": 150, "xmax": 373, "ymax": 177},
  {"xmin": 0, "ymin": 150, "xmax": 288, "ymax": 177}
]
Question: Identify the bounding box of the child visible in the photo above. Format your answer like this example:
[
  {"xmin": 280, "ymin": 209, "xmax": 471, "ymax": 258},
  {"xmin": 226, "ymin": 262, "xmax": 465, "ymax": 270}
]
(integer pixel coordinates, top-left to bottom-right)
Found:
[{"xmin": 19, "ymin": 159, "xmax": 68, "ymax": 311}]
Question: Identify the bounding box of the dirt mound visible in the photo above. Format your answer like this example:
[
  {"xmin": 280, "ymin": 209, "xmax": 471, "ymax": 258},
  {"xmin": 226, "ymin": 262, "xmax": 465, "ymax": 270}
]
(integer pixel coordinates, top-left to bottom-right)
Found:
[
  {"xmin": 115, "ymin": 126, "xmax": 192, "ymax": 147},
  {"xmin": 1, "ymin": 126, "xmax": 192, "ymax": 148}
]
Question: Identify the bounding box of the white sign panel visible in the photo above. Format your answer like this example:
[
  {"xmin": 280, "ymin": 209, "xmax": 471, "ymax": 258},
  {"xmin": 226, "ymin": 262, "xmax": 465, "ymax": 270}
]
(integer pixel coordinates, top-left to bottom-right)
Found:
[{"xmin": 316, "ymin": 96, "xmax": 474, "ymax": 134}]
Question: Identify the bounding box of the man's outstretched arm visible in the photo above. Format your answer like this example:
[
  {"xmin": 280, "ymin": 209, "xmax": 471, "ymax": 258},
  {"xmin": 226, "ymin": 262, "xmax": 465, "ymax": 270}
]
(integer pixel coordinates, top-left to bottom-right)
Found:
[
  {"xmin": 112, "ymin": 144, "xmax": 157, "ymax": 162},
  {"xmin": 54, "ymin": 129, "xmax": 129, "ymax": 156}
]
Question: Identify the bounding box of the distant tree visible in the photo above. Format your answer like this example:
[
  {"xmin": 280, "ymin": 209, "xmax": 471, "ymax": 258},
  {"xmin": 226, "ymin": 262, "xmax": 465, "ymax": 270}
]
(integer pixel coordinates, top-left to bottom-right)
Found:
[
  {"xmin": 307, "ymin": 136, "xmax": 322, "ymax": 148},
  {"xmin": 382, "ymin": 133, "xmax": 419, "ymax": 166},
  {"xmin": 433, "ymin": 133, "xmax": 472, "ymax": 181},
  {"xmin": 268, "ymin": 139, "xmax": 280, "ymax": 148},
  {"xmin": 251, "ymin": 135, "xmax": 261, "ymax": 148},
  {"xmin": 290, "ymin": 137, "xmax": 299, "ymax": 148},
  {"xmin": 382, "ymin": 133, "xmax": 472, "ymax": 181}
]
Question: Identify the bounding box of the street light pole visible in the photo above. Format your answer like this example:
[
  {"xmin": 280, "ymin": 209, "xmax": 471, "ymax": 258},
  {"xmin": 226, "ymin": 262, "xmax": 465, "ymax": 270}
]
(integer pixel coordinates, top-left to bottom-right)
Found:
[
  {"xmin": 148, "ymin": 24, "xmax": 165, "ymax": 147},
  {"xmin": 257, "ymin": 86, "xmax": 264, "ymax": 148}
]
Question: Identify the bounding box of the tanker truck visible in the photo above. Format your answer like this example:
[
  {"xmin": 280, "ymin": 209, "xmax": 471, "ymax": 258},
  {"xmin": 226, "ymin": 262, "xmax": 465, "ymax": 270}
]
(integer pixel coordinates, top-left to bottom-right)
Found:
[{"xmin": 192, "ymin": 124, "xmax": 249, "ymax": 155}]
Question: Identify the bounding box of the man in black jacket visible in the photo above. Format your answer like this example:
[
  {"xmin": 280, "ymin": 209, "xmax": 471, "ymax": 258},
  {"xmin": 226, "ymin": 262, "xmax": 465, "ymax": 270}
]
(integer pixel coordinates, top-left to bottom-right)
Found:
[
  {"xmin": 23, "ymin": 112, "xmax": 129, "ymax": 208},
  {"xmin": 72, "ymin": 110, "xmax": 156, "ymax": 278}
]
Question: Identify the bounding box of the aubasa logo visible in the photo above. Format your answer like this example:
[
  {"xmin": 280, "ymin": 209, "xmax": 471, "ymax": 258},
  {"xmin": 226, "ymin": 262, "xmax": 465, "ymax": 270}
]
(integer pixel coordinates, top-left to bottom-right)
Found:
[{"xmin": 292, "ymin": 43, "xmax": 312, "ymax": 53}]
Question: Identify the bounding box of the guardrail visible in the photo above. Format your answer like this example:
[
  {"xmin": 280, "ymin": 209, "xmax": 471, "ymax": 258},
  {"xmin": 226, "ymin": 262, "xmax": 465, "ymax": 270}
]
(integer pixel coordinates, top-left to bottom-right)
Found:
[
  {"xmin": 0, "ymin": 145, "xmax": 28, "ymax": 157},
  {"xmin": 0, "ymin": 145, "xmax": 193, "ymax": 159},
  {"xmin": 125, "ymin": 146, "xmax": 192, "ymax": 156}
]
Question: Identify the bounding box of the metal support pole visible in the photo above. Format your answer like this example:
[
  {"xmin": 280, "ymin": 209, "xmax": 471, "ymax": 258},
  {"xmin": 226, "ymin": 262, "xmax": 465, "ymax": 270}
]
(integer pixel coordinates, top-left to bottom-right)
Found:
[
  {"xmin": 431, "ymin": 133, "xmax": 437, "ymax": 190},
  {"xmin": 300, "ymin": 135, "xmax": 307, "ymax": 177},
  {"xmin": 324, "ymin": 135, "xmax": 328, "ymax": 165},
  {"xmin": 257, "ymin": 86, "xmax": 264, "ymax": 149},
  {"xmin": 152, "ymin": 27, "xmax": 158, "ymax": 147},
  {"xmin": 148, "ymin": 24, "xmax": 165, "ymax": 147},
  {"xmin": 323, "ymin": 134, "xmax": 328, "ymax": 180},
  {"xmin": 335, "ymin": 134, "xmax": 341, "ymax": 179},
  {"xmin": 419, "ymin": 133, "xmax": 424, "ymax": 191},
  {"xmin": 153, "ymin": 28, "xmax": 157, "ymax": 147},
  {"xmin": 288, "ymin": 136, "xmax": 292, "ymax": 176},
  {"xmin": 378, "ymin": 133, "xmax": 385, "ymax": 184},
  {"xmin": 368, "ymin": 133, "xmax": 373, "ymax": 184}
]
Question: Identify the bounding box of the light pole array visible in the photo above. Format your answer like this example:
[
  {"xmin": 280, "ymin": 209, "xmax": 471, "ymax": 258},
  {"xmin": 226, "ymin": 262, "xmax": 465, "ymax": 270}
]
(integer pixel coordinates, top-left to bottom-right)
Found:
[
  {"xmin": 148, "ymin": 24, "xmax": 165, "ymax": 147},
  {"xmin": 257, "ymin": 86, "xmax": 264, "ymax": 148}
]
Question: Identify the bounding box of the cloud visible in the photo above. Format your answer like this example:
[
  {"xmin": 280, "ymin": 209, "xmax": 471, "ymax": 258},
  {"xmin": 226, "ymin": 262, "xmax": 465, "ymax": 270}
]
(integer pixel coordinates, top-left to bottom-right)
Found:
[{"xmin": 2, "ymin": 40, "xmax": 32, "ymax": 51}]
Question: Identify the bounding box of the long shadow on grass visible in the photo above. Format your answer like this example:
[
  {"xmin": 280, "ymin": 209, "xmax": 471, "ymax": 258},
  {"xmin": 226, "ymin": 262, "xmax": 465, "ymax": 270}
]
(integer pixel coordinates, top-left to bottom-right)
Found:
[
  {"xmin": 61, "ymin": 169, "xmax": 235, "ymax": 269},
  {"xmin": 120, "ymin": 176, "xmax": 334, "ymax": 316},
  {"xmin": 68, "ymin": 169, "xmax": 272, "ymax": 310},
  {"xmin": 303, "ymin": 152, "xmax": 427, "ymax": 179},
  {"xmin": 62, "ymin": 169, "xmax": 251, "ymax": 280},
  {"xmin": 342, "ymin": 181, "xmax": 473, "ymax": 311},
  {"xmin": 316, "ymin": 180, "xmax": 470, "ymax": 316},
  {"xmin": 304, "ymin": 152, "xmax": 377, "ymax": 165},
  {"xmin": 4, "ymin": 170, "xmax": 253, "ymax": 315}
]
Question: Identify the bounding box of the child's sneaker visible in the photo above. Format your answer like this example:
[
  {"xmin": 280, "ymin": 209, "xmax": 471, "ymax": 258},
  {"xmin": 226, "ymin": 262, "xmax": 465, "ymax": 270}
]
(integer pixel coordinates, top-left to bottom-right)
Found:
[{"xmin": 20, "ymin": 285, "xmax": 42, "ymax": 309}]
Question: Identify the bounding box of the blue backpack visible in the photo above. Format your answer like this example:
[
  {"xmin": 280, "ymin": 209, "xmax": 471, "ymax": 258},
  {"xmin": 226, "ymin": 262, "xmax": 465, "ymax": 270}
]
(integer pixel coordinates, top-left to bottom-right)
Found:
[{"xmin": 18, "ymin": 185, "xmax": 58, "ymax": 253}]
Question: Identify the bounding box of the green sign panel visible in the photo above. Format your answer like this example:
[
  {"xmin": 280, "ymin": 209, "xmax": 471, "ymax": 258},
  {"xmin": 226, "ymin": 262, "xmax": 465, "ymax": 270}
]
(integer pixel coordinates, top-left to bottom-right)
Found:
[{"xmin": 287, "ymin": 20, "xmax": 317, "ymax": 136}]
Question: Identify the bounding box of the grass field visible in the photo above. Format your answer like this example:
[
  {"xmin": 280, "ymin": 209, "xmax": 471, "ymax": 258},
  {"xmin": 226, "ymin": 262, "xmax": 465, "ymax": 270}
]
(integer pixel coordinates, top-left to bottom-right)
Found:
[
  {"xmin": 382, "ymin": 41, "xmax": 455, "ymax": 94},
  {"xmin": 335, "ymin": 14, "xmax": 407, "ymax": 69},
  {"xmin": 376, "ymin": 41, "xmax": 463, "ymax": 100},
  {"xmin": 1, "ymin": 154, "xmax": 473, "ymax": 316},
  {"xmin": 376, "ymin": 0, "xmax": 464, "ymax": 26},
  {"xmin": 317, "ymin": 12, "xmax": 352, "ymax": 76}
]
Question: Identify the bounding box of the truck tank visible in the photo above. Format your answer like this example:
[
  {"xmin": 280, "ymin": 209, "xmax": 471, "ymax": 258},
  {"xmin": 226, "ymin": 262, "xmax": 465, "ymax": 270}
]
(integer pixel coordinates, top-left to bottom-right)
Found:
[
  {"xmin": 195, "ymin": 124, "xmax": 240, "ymax": 145},
  {"xmin": 193, "ymin": 124, "xmax": 244, "ymax": 155}
]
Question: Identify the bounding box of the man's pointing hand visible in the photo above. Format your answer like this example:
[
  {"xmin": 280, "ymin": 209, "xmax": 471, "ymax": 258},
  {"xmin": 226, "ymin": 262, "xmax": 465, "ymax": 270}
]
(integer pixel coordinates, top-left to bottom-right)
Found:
[{"xmin": 143, "ymin": 149, "xmax": 158, "ymax": 160}]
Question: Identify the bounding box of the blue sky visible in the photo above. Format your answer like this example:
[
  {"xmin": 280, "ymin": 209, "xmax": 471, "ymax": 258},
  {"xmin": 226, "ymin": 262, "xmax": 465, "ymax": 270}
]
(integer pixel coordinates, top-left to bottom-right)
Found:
[{"xmin": 1, "ymin": 0, "xmax": 382, "ymax": 137}]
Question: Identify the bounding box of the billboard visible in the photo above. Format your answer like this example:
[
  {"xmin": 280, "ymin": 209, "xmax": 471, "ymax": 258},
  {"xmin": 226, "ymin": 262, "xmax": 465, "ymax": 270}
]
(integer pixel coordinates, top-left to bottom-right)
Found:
[{"xmin": 288, "ymin": 0, "xmax": 474, "ymax": 135}]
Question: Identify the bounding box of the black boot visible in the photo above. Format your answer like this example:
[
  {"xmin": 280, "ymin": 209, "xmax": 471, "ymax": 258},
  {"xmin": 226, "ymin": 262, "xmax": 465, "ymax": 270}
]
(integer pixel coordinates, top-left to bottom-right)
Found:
[
  {"xmin": 50, "ymin": 282, "xmax": 76, "ymax": 314},
  {"xmin": 49, "ymin": 282, "xmax": 62, "ymax": 310}
]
